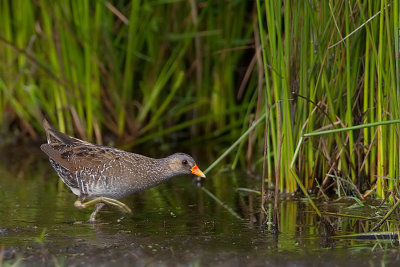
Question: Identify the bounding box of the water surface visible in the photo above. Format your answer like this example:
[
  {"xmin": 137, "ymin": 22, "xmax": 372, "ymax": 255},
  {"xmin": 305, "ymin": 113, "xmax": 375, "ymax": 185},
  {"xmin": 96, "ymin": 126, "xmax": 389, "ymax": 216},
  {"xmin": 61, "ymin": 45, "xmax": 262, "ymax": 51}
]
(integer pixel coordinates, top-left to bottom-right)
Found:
[{"xmin": 0, "ymin": 145, "xmax": 399, "ymax": 266}]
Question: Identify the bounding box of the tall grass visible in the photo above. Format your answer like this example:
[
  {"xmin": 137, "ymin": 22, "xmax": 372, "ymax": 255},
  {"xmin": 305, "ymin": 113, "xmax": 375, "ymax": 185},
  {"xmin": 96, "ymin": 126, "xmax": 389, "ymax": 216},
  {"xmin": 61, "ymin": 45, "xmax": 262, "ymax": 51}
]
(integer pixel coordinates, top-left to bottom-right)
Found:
[
  {"xmin": 0, "ymin": 1, "xmax": 399, "ymax": 199},
  {"xmin": 256, "ymin": 0, "xmax": 399, "ymax": 198}
]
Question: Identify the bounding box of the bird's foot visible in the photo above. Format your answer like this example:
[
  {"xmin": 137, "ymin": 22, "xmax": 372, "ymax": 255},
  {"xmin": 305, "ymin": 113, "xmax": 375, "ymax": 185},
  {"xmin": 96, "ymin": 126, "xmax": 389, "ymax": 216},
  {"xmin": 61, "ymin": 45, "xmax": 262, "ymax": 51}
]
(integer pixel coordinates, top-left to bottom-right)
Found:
[{"xmin": 75, "ymin": 197, "xmax": 132, "ymax": 222}]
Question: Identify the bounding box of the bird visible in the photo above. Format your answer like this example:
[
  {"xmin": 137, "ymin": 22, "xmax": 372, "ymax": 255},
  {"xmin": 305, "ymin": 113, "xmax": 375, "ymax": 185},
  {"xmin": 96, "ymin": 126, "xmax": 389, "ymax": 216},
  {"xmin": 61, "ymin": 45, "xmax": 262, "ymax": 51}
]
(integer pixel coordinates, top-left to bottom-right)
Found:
[{"xmin": 40, "ymin": 119, "xmax": 205, "ymax": 222}]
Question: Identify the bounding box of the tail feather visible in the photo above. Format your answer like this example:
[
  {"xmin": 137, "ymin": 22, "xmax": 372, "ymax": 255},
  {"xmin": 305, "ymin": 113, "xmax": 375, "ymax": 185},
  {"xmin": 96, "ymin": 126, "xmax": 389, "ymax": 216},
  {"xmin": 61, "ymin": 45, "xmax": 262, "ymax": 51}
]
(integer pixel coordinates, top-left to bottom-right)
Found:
[
  {"xmin": 43, "ymin": 118, "xmax": 57, "ymax": 144},
  {"xmin": 42, "ymin": 118, "xmax": 86, "ymax": 145}
]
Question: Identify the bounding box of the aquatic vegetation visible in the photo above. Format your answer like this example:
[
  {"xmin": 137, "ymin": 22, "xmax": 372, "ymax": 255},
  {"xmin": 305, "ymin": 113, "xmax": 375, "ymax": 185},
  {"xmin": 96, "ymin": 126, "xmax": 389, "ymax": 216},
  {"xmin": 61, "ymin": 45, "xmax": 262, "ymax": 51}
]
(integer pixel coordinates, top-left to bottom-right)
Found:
[{"xmin": 0, "ymin": 1, "xmax": 399, "ymax": 201}]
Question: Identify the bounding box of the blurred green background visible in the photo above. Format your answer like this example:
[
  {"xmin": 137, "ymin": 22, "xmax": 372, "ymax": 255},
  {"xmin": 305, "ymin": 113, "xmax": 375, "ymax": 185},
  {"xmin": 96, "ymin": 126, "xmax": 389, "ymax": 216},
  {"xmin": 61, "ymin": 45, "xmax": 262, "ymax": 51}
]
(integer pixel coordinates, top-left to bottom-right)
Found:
[{"xmin": 0, "ymin": 0, "xmax": 255, "ymax": 147}]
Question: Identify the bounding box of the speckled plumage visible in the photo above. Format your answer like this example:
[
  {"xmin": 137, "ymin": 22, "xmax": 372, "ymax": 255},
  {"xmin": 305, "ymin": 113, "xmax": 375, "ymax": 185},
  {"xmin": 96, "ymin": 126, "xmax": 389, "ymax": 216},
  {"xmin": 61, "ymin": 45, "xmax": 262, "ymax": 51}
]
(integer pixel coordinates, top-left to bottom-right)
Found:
[{"xmin": 40, "ymin": 119, "xmax": 205, "ymax": 221}]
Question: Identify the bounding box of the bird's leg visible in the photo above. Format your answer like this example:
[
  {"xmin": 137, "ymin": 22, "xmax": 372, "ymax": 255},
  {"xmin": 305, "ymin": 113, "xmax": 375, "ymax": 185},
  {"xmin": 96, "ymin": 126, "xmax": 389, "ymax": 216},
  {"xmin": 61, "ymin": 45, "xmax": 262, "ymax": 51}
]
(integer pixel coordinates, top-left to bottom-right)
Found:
[
  {"xmin": 89, "ymin": 203, "xmax": 105, "ymax": 222},
  {"xmin": 74, "ymin": 197, "xmax": 132, "ymax": 214}
]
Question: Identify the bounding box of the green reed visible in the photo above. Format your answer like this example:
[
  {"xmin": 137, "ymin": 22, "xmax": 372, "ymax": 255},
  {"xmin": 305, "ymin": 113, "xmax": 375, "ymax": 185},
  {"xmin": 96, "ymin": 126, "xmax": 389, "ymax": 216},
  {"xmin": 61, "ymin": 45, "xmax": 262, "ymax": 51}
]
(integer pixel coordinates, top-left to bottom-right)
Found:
[{"xmin": 255, "ymin": 0, "xmax": 399, "ymax": 199}]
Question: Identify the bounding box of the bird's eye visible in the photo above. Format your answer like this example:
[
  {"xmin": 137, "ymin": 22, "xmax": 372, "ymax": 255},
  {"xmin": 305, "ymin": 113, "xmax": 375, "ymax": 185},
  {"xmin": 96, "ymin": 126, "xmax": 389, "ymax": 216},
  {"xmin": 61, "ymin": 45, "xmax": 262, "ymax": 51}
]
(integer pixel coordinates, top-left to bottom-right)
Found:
[{"xmin": 182, "ymin": 159, "xmax": 188, "ymax": 165}]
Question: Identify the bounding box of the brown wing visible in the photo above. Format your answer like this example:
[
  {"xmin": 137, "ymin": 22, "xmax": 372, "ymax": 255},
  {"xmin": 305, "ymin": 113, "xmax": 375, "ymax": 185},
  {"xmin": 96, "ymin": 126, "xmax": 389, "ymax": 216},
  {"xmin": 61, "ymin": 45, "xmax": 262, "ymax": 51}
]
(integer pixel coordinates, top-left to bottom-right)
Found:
[
  {"xmin": 41, "ymin": 119, "xmax": 123, "ymax": 193},
  {"xmin": 41, "ymin": 118, "xmax": 93, "ymax": 171},
  {"xmin": 40, "ymin": 138, "xmax": 126, "ymax": 172}
]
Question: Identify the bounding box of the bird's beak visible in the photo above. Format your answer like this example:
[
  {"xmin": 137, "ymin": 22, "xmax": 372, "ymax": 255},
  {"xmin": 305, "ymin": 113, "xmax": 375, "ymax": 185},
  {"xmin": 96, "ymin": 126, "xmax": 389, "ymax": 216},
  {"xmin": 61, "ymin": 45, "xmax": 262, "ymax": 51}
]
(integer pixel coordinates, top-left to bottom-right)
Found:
[{"xmin": 191, "ymin": 164, "xmax": 206, "ymax": 178}]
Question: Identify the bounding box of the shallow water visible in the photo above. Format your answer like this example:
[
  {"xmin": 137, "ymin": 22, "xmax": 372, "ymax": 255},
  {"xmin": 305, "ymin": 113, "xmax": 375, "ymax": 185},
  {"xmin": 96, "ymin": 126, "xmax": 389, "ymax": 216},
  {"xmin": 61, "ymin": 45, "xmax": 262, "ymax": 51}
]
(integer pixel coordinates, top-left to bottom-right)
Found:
[{"xmin": 1, "ymin": 145, "xmax": 400, "ymax": 266}]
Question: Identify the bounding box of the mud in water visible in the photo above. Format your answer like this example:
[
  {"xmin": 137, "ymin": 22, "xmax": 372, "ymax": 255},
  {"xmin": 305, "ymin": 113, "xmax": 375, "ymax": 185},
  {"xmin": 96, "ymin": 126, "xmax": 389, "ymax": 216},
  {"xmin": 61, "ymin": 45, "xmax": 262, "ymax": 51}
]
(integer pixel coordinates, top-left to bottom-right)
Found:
[{"xmin": 1, "ymin": 145, "xmax": 400, "ymax": 266}]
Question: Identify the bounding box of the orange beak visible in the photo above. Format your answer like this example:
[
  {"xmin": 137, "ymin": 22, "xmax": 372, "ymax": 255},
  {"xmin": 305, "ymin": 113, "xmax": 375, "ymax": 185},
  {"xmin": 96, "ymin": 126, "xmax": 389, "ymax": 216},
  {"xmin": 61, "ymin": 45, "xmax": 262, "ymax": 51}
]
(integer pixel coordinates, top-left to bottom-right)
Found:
[{"xmin": 191, "ymin": 164, "xmax": 206, "ymax": 178}]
